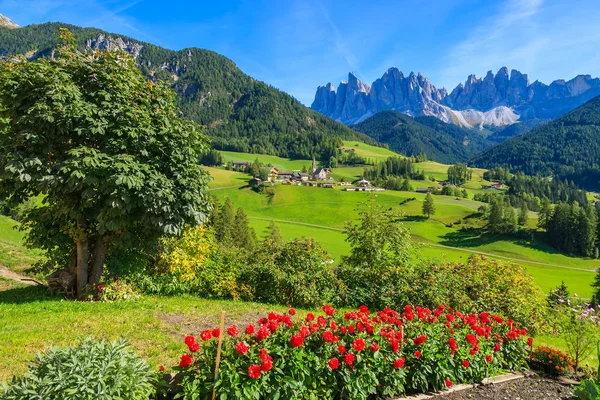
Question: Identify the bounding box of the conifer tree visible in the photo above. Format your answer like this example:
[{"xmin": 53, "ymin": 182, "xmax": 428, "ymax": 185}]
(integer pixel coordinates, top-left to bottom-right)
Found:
[
  {"xmin": 422, "ymin": 193, "xmax": 436, "ymax": 218},
  {"xmin": 232, "ymin": 207, "xmax": 256, "ymax": 250},
  {"xmin": 591, "ymin": 269, "xmax": 600, "ymax": 309},
  {"xmin": 518, "ymin": 202, "xmax": 529, "ymax": 226},
  {"xmin": 216, "ymin": 198, "xmax": 235, "ymax": 246},
  {"xmin": 488, "ymin": 197, "xmax": 504, "ymax": 234},
  {"xmin": 264, "ymin": 220, "xmax": 283, "ymax": 242}
]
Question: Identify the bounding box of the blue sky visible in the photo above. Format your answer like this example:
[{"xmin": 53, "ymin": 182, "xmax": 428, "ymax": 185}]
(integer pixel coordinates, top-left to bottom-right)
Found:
[{"xmin": 3, "ymin": 0, "xmax": 600, "ymax": 105}]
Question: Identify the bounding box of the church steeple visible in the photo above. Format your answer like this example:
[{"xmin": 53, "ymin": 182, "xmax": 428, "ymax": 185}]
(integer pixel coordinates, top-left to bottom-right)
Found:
[{"xmin": 311, "ymin": 156, "xmax": 317, "ymax": 174}]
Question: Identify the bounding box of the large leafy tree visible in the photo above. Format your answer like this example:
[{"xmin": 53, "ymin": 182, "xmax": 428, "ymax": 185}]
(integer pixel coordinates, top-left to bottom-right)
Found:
[{"xmin": 0, "ymin": 30, "xmax": 211, "ymax": 296}]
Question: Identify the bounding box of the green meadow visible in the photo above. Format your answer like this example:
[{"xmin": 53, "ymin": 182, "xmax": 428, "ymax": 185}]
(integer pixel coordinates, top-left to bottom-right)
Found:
[{"xmin": 207, "ymin": 166, "xmax": 597, "ymax": 298}]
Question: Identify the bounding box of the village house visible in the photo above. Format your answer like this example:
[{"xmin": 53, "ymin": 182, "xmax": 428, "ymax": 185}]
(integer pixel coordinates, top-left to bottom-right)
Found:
[
  {"xmin": 232, "ymin": 161, "xmax": 250, "ymax": 172},
  {"xmin": 482, "ymin": 182, "xmax": 504, "ymax": 190},
  {"xmin": 356, "ymin": 179, "xmax": 371, "ymax": 188}
]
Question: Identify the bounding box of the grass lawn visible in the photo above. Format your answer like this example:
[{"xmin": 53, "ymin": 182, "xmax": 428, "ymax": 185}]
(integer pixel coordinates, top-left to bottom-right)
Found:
[
  {"xmin": 0, "ymin": 278, "xmax": 296, "ymax": 382},
  {"xmin": 0, "ymin": 215, "xmax": 42, "ymax": 271},
  {"xmin": 340, "ymin": 141, "xmax": 400, "ymax": 162}
]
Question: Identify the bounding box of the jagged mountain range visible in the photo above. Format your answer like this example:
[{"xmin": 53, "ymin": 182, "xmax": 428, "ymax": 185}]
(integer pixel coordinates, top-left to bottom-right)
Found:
[{"xmin": 312, "ymin": 67, "xmax": 600, "ymax": 128}]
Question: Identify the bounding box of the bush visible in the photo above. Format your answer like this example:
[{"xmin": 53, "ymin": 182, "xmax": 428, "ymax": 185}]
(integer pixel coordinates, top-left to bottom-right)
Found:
[
  {"xmin": 0, "ymin": 338, "xmax": 155, "ymax": 399},
  {"xmin": 240, "ymin": 238, "xmax": 343, "ymax": 308},
  {"xmin": 530, "ymin": 346, "xmax": 574, "ymax": 375},
  {"xmin": 410, "ymin": 255, "xmax": 547, "ymax": 331},
  {"xmin": 97, "ymin": 279, "xmax": 141, "ymax": 302},
  {"xmin": 574, "ymin": 379, "xmax": 600, "ymax": 400},
  {"xmin": 173, "ymin": 304, "xmax": 530, "ymax": 399}
]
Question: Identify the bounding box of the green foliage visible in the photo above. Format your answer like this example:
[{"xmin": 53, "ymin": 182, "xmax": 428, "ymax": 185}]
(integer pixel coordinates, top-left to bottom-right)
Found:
[
  {"xmin": 410, "ymin": 255, "xmax": 547, "ymax": 331},
  {"xmin": 353, "ymin": 111, "xmax": 492, "ymax": 164},
  {"xmin": 557, "ymin": 301, "xmax": 600, "ymax": 372},
  {"xmin": 486, "ymin": 196, "xmax": 518, "ymax": 234},
  {"xmin": 97, "ymin": 279, "xmax": 140, "ymax": 302},
  {"xmin": 199, "ymin": 149, "xmax": 224, "ymax": 166},
  {"xmin": 337, "ymin": 200, "xmax": 414, "ymax": 308},
  {"xmin": 422, "ymin": 193, "xmax": 436, "ymax": 218},
  {"xmin": 0, "ymin": 23, "xmax": 374, "ymax": 161},
  {"xmin": 0, "ymin": 338, "xmax": 155, "ymax": 400},
  {"xmin": 574, "ymin": 379, "xmax": 600, "ymax": 400},
  {"xmin": 241, "ymin": 238, "xmax": 342, "ymax": 308},
  {"xmin": 546, "ymin": 203, "xmax": 598, "ymax": 257},
  {"xmin": 518, "ymin": 202, "xmax": 529, "ymax": 226},
  {"xmin": 0, "ymin": 33, "xmax": 211, "ymax": 295},
  {"xmin": 447, "ymin": 163, "xmax": 472, "ymax": 185},
  {"xmin": 263, "ymin": 220, "xmax": 283, "ymax": 242},
  {"xmin": 472, "ymin": 95, "xmax": 600, "ymax": 191},
  {"xmin": 362, "ymin": 156, "xmax": 425, "ymax": 185},
  {"xmin": 547, "ymin": 281, "xmax": 570, "ymax": 307}
]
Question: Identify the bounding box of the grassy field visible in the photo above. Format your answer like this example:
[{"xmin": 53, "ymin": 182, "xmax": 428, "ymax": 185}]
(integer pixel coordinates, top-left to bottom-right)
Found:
[
  {"xmin": 0, "ymin": 215, "xmax": 41, "ymax": 271},
  {"xmin": 0, "ymin": 278, "xmax": 297, "ymax": 381},
  {"xmin": 206, "ymin": 170, "xmax": 597, "ymax": 298}
]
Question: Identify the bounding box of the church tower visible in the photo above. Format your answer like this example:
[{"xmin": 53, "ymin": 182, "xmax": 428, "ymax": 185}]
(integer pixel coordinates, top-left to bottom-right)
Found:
[{"xmin": 311, "ymin": 156, "xmax": 317, "ymax": 174}]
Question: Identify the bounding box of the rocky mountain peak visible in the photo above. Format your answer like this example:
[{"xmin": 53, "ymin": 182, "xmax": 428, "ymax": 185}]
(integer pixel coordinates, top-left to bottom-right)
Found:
[
  {"xmin": 0, "ymin": 14, "xmax": 18, "ymax": 29},
  {"xmin": 312, "ymin": 65, "xmax": 600, "ymax": 128}
]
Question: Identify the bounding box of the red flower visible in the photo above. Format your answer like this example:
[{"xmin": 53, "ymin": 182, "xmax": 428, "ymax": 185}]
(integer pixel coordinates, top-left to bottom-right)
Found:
[
  {"xmin": 227, "ymin": 325, "xmax": 239, "ymax": 337},
  {"xmin": 245, "ymin": 325, "xmax": 255, "ymax": 335},
  {"xmin": 256, "ymin": 326, "xmax": 270, "ymax": 341},
  {"xmin": 394, "ymin": 357, "xmax": 405, "ymax": 369},
  {"xmin": 248, "ymin": 364, "xmax": 261, "ymax": 379},
  {"xmin": 352, "ymin": 338, "xmax": 365, "ymax": 352},
  {"xmin": 359, "ymin": 305, "xmax": 369, "ymax": 314},
  {"xmin": 200, "ymin": 330, "xmax": 212, "ymax": 341},
  {"xmin": 328, "ymin": 358, "xmax": 339, "ymax": 370},
  {"xmin": 184, "ymin": 336, "xmax": 195, "ymax": 346},
  {"xmin": 97, "ymin": 285, "xmax": 104, "ymax": 292},
  {"xmin": 261, "ymin": 356, "xmax": 273, "ymax": 372},
  {"xmin": 462, "ymin": 359, "xmax": 470, "ymax": 368},
  {"xmin": 448, "ymin": 338, "xmax": 458, "ymax": 355},
  {"xmin": 445, "ymin": 379, "xmax": 453, "ymax": 387},
  {"xmin": 486, "ymin": 355, "xmax": 493, "ymax": 363},
  {"xmin": 289, "ymin": 308, "xmax": 296, "ymax": 316},
  {"xmin": 344, "ymin": 352, "xmax": 355, "ymax": 366},
  {"xmin": 259, "ymin": 349, "xmax": 269, "ymax": 361},
  {"xmin": 322, "ymin": 305, "xmax": 336, "ymax": 316},
  {"xmin": 236, "ymin": 342, "xmax": 249, "ymax": 355},
  {"xmin": 323, "ymin": 330, "xmax": 335, "ymax": 343},
  {"xmin": 414, "ymin": 350, "xmax": 421, "ymax": 359},
  {"xmin": 290, "ymin": 334, "xmax": 304, "ymax": 347},
  {"xmin": 211, "ymin": 329, "xmax": 220, "ymax": 338},
  {"xmin": 159, "ymin": 365, "xmax": 165, "ymax": 372},
  {"xmin": 306, "ymin": 313, "xmax": 315, "ymax": 322},
  {"xmin": 527, "ymin": 337, "xmax": 533, "ymax": 347},
  {"xmin": 370, "ymin": 342, "xmax": 380, "ymax": 352},
  {"xmin": 188, "ymin": 342, "xmax": 200, "ymax": 353},
  {"xmin": 338, "ymin": 345, "xmax": 347, "ymax": 354},
  {"xmin": 413, "ymin": 335, "xmax": 427, "ymax": 346},
  {"xmin": 179, "ymin": 354, "xmax": 193, "ymax": 368}
]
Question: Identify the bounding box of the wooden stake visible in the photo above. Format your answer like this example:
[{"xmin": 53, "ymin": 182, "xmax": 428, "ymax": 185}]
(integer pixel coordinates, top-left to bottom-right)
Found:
[{"xmin": 212, "ymin": 311, "xmax": 226, "ymax": 400}]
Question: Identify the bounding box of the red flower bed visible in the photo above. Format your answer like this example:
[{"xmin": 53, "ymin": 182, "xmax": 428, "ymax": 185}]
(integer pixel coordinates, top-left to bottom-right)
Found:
[{"xmin": 174, "ymin": 305, "xmax": 530, "ymax": 399}]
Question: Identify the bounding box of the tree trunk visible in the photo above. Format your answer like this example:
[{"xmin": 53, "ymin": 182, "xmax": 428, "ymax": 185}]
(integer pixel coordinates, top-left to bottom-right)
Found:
[
  {"xmin": 88, "ymin": 234, "xmax": 109, "ymax": 285},
  {"xmin": 76, "ymin": 216, "xmax": 89, "ymax": 298}
]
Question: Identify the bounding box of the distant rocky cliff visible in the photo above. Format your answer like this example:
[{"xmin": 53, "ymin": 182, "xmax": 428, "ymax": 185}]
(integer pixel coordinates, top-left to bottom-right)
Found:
[{"xmin": 312, "ymin": 67, "xmax": 600, "ymax": 128}]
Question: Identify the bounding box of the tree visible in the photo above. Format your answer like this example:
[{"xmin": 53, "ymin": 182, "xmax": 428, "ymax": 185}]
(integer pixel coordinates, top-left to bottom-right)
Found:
[
  {"xmin": 547, "ymin": 281, "xmax": 570, "ymax": 307},
  {"xmin": 487, "ymin": 197, "xmax": 505, "ymax": 234},
  {"xmin": 329, "ymin": 156, "xmax": 338, "ymax": 168},
  {"xmin": 232, "ymin": 207, "xmax": 256, "ymax": 250},
  {"xmin": 264, "ymin": 220, "xmax": 283, "ymax": 242},
  {"xmin": 538, "ymin": 198, "xmax": 553, "ymax": 229},
  {"xmin": 591, "ymin": 268, "xmax": 600, "ymax": 309},
  {"xmin": 215, "ymin": 198, "xmax": 235, "ymax": 246},
  {"xmin": 0, "ymin": 30, "xmax": 211, "ymax": 297},
  {"xmin": 518, "ymin": 202, "xmax": 529, "ymax": 226},
  {"xmin": 422, "ymin": 193, "xmax": 436, "ymax": 218}
]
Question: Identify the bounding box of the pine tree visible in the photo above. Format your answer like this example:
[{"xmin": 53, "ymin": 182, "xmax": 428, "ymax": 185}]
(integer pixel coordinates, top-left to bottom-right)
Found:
[
  {"xmin": 232, "ymin": 207, "xmax": 256, "ymax": 250},
  {"xmin": 216, "ymin": 198, "xmax": 235, "ymax": 245},
  {"xmin": 422, "ymin": 193, "xmax": 436, "ymax": 218},
  {"xmin": 518, "ymin": 202, "xmax": 528, "ymax": 226},
  {"xmin": 591, "ymin": 269, "xmax": 600, "ymax": 309},
  {"xmin": 548, "ymin": 281, "xmax": 570, "ymax": 307},
  {"xmin": 264, "ymin": 220, "xmax": 283, "ymax": 242},
  {"xmin": 488, "ymin": 197, "xmax": 504, "ymax": 234},
  {"xmin": 538, "ymin": 198, "xmax": 552, "ymax": 229}
]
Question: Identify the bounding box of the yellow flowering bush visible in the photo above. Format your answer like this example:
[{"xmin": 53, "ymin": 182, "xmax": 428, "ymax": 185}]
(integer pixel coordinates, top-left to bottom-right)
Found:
[{"xmin": 158, "ymin": 226, "xmax": 214, "ymax": 282}]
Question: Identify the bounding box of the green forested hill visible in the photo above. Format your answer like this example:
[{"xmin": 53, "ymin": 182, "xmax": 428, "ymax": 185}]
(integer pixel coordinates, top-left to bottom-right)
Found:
[
  {"xmin": 471, "ymin": 95, "xmax": 600, "ymax": 190},
  {"xmin": 352, "ymin": 111, "xmax": 492, "ymax": 164},
  {"xmin": 0, "ymin": 22, "xmax": 375, "ymax": 160},
  {"xmin": 487, "ymin": 119, "xmax": 550, "ymax": 143}
]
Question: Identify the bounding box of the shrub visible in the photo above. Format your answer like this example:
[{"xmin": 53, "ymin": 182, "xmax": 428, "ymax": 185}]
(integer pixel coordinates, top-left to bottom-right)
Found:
[
  {"xmin": 97, "ymin": 279, "xmax": 140, "ymax": 302},
  {"xmin": 531, "ymin": 346, "xmax": 574, "ymax": 375},
  {"xmin": 158, "ymin": 226, "xmax": 214, "ymax": 282},
  {"xmin": 410, "ymin": 255, "xmax": 547, "ymax": 331},
  {"xmin": 173, "ymin": 304, "xmax": 530, "ymax": 399},
  {"xmin": 0, "ymin": 338, "xmax": 155, "ymax": 399},
  {"xmin": 241, "ymin": 238, "xmax": 343, "ymax": 308},
  {"xmin": 574, "ymin": 380, "xmax": 600, "ymax": 400}
]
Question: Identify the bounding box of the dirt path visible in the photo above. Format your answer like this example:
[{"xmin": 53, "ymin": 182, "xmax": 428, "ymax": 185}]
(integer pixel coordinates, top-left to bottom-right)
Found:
[
  {"xmin": 248, "ymin": 216, "xmax": 596, "ymax": 274},
  {"xmin": 0, "ymin": 265, "xmax": 35, "ymax": 285}
]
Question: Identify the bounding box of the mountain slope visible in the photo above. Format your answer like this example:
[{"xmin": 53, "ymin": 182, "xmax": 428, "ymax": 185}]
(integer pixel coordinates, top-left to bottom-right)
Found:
[
  {"xmin": 353, "ymin": 111, "xmax": 492, "ymax": 164},
  {"xmin": 312, "ymin": 67, "xmax": 600, "ymax": 129},
  {"xmin": 471, "ymin": 95, "xmax": 600, "ymax": 190},
  {"xmin": 487, "ymin": 119, "xmax": 550, "ymax": 143},
  {"xmin": 0, "ymin": 21, "xmax": 375, "ymax": 160}
]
